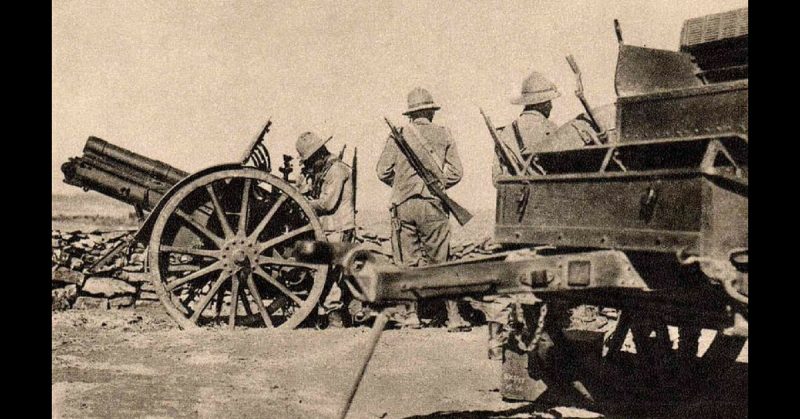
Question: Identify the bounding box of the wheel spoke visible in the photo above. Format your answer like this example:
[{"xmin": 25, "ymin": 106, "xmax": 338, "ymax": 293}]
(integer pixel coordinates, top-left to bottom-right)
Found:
[
  {"xmin": 257, "ymin": 224, "xmax": 314, "ymax": 253},
  {"xmin": 166, "ymin": 261, "xmax": 223, "ymax": 291},
  {"xmin": 168, "ymin": 264, "xmax": 201, "ymax": 273},
  {"xmin": 238, "ymin": 178, "xmax": 252, "ymax": 235},
  {"xmin": 253, "ymin": 266, "xmax": 304, "ymax": 306},
  {"xmin": 174, "ymin": 209, "xmax": 225, "ymax": 247},
  {"xmin": 189, "ymin": 272, "xmax": 230, "ymax": 324},
  {"xmin": 228, "ymin": 274, "xmax": 240, "ymax": 329},
  {"xmin": 245, "ymin": 273, "xmax": 274, "ymax": 327},
  {"xmin": 161, "ymin": 245, "xmax": 220, "ymax": 259},
  {"xmin": 239, "ymin": 286, "xmax": 254, "ymax": 316},
  {"xmin": 206, "ymin": 184, "xmax": 234, "ymax": 239},
  {"xmin": 257, "ymin": 256, "xmax": 323, "ymax": 270},
  {"xmin": 248, "ymin": 194, "xmax": 288, "ymax": 241},
  {"xmin": 266, "ymin": 295, "xmax": 289, "ymax": 315},
  {"xmin": 213, "ymin": 287, "xmax": 225, "ymax": 321}
]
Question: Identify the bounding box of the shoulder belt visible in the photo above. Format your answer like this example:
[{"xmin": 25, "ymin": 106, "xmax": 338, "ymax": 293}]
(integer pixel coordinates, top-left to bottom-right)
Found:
[{"xmin": 511, "ymin": 120, "xmax": 526, "ymax": 153}]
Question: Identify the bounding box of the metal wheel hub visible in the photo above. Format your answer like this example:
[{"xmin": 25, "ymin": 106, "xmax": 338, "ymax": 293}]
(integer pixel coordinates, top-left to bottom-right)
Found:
[{"xmin": 222, "ymin": 239, "xmax": 259, "ymax": 270}]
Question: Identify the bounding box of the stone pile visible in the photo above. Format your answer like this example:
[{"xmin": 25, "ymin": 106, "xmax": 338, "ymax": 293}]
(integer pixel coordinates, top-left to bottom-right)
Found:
[
  {"xmin": 354, "ymin": 226, "xmax": 499, "ymax": 263},
  {"xmin": 51, "ymin": 229, "xmax": 156, "ymax": 311}
]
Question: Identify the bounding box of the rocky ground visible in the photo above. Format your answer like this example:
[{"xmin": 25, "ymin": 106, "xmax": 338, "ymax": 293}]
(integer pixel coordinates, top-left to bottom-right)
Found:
[
  {"xmin": 52, "ymin": 304, "xmax": 747, "ymax": 419},
  {"xmin": 51, "ymin": 200, "xmax": 747, "ymax": 418}
]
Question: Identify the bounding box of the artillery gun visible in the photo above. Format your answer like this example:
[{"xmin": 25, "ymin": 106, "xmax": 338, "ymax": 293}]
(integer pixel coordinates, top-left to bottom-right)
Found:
[
  {"xmin": 62, "ymin": 127, "xmax": 334, "ymax": 330},
  {"xmin": 298, "ymin": 8, "xmax": 748, "ymax": 417}
]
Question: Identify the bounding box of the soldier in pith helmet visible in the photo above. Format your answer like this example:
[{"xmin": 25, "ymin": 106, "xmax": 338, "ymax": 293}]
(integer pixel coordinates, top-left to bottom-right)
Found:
[
  {"xmin": 295, "ymin": 131, "xmax": 355, "ymax": 328},
  {"xmin": 492, "ymin": 71, "xmax": 562, "ymax": 182},
  {"xmin": 376, "ymin": 87, "xmax": 472, "ymax": 332}
]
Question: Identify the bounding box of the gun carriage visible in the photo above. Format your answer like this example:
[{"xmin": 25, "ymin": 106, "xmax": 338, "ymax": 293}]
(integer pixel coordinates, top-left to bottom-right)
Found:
[{"xmin": 62, "ymin": 128, "xmax": 332, "ymax": 330}]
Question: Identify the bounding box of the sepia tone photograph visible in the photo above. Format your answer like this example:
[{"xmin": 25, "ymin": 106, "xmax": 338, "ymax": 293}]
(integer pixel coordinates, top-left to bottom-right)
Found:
[{"xmin": 52, "ymin": 1, "xmax": 748, "ymax": 417}]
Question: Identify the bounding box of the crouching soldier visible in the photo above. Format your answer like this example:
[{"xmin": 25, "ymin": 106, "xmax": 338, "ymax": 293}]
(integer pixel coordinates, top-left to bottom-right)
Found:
[{"xmin": 296, "ymin": 132, "xmax": 356, "ymax": 328}]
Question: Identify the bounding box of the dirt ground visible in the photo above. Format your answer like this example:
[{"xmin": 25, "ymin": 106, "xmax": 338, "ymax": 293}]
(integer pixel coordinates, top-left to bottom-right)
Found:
[{"xmin": 52, "ymin": 304, "xmax": 747, "ymax": 419}]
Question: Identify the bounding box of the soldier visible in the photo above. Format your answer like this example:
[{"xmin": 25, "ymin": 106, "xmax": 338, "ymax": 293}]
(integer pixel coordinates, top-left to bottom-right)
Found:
[
  {"xmin": 296, "ymin": 132, "xmax": 356, "ymax": 328},
  {"xmin": 483, "ymin": 71, "xmax": 565, "ymax": 359},
  {"xmin": 376, "ymin": 87, "xmax": 471, "ymax": 332},
  {"xmin": 492, "ymin": 71, "xmax": 562, "ymax": 182}
]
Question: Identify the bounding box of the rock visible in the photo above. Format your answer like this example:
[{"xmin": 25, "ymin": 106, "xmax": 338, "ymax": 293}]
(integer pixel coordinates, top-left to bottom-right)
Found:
[
  {"xmin": 549, "ymin": 406, "xmax": 603, "ymax": 418},
  {"xmin": 69, "ymin": 257, "xmax": 84, "ymax": 271},
  {"xmin": 110, "ymin": 295, "xmax": 135, "ymax": 309},
  {"xmin": 135, "ymin": 299, "xmax": 159, "ymax": 307},
  {"xmin": 52, "ymin": 266, "xmax": 86, "ymax": 287},
  {"xmin": 138, "ymin": 291, "xmax": 160, "ymax": 301},
  {"xmin": 462, "ymin": 243, "xmax": 477, "ymax": 255},
  {"xmin": 82, "ymin": 277, "xmax": 137, "ymax": 297},
  {"xmin": 52, "ymin": 238, "xmax": 62, "ymax": 248},
  {"xmin": 64, "ymin": 284, "xmax": 78, "ymax": 300},
  {"xmin": 139, "ymin": 281, "xmax": 156, "ymax": 292},
  {"xmin": 73, "ymin": 296, "xmax": 110, "ymax": 310},
  {"xmin": 91, "ymin": 265, "xmax": 120, "ymax": 277},
  {"xmin": 52, "ymin": 288, "xmax": 73, "ymax": 311},
  {"xmin": 119, "ymin": 271, "xmax": 152, "ymax": 284},
  {"xmin": 123, "ymin": 262, "xmax": 145, "ymax": 272},
  {"xmin": 129, "ymin": 252, "xmax": 145, "ymax": 264},
  {"xmin": 103, "ymin": 231, "xmax": 131, "ymax": 241}
]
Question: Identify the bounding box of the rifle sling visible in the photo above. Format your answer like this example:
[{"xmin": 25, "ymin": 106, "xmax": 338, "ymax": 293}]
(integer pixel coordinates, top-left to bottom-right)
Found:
[{"xmin": 403, "ymin": 123, "xmax": 446, "ymax": 181}]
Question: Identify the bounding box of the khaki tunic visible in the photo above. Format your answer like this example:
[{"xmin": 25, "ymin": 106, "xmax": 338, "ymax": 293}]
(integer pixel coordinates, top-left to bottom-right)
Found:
[
  {"xmin": 308, "ymin": 154, "xmax": 355, "ymax": 234},
  {"xmin": 376, "ymin": 118, "xmax": 463, "ymax": 207},
  {"xmin": 492, "ymin": 110, "xmax": 559, "ymax": 181}
]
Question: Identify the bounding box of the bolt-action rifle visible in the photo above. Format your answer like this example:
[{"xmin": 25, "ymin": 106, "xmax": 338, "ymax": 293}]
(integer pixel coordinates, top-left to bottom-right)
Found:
[{"xmin": 384, "ymin": 117, "xmax": 473, "ymax": 226}]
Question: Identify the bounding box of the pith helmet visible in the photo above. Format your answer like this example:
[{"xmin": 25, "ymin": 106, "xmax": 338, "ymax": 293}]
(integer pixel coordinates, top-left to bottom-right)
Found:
[
  {"xmin": 511, "ymin": 71, "xmax": 561, "ymax": 105},
  {"xmin": 296, "ymin": 132, "xmax": 332, "ymax": 162},
  {"xmin": 403, "ymin": 87, "xmax": 441, "ymax": 115}
]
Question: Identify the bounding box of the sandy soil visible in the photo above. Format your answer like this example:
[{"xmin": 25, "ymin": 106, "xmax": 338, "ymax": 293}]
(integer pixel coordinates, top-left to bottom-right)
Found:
[{"xmin": 52, "ymin": 305, "xmax": 746, "ymax": 419}]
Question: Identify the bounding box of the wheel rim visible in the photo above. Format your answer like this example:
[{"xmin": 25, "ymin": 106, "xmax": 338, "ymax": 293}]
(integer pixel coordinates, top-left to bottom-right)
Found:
[{"xmin": 148, "ymin": 168, "xmax": 328, "ymax": 330}]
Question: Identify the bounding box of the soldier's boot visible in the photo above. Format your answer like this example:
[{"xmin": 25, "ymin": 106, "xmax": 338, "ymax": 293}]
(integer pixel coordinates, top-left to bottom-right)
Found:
[
  {"xmin": 445, "ymin": 299, "xmax": 472, "ymax": 332},
  {"xmin": 487, "ymin": 321, "xmax": 504, "ymax": 360},
  {"xmin": 395, "ymin": 302, "xmax": 422, "ymax": 329}
]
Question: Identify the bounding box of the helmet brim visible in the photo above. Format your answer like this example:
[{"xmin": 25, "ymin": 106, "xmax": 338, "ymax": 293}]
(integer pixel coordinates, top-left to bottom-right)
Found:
[
  {"xmin": 402, "ymin": 104, "xmax": 440, "ymax": 115},
  {"xmin": 510, "ymin": 90, "xmax": 561, "ymax": 106},
  {"xmin": 298, "ymin": 136, "xmax": 334, "ymax": 162}
]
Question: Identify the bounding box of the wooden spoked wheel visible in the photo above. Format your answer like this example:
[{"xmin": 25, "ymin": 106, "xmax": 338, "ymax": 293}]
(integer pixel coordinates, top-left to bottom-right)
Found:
[{"xmin": 148, "ymin": 168, "xmax": 328, "ymax": 330}]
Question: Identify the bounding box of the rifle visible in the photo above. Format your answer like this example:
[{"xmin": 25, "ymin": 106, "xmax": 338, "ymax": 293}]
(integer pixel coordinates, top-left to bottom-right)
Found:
[
  {"xmin": 338, "ymin": 144, "xmax": 347, "ymax": 160},
  {"xmin": 565, "ymin": 55, "xmax": 606, "ymax": 145},
  {"xmin": 384, "ymin": 117, "xmax": 473, "ymax": 226},
  {"xmin": 480, "ymin": 108, "xmax": 538, "ymax": 176}
]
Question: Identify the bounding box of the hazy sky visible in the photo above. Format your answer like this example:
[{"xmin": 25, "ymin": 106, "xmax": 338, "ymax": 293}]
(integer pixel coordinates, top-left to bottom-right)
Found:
[{"xmin": 53, "ymin": 0, "xmax": 746, "ymax": 211}]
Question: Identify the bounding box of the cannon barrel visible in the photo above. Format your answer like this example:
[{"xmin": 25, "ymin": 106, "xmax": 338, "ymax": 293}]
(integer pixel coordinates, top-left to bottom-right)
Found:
[
  {"xmin": 61, "ymin": 137, "xmax": 188, "ymax": 212},
  {"xmin": 84, "ymin": 136, "xmax": 188, "ymax": 184}
]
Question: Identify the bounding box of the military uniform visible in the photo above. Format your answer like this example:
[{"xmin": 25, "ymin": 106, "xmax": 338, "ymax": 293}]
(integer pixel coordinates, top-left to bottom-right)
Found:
[
  {"xmin": 296, "ymin": 132, "xmax": 356, "ymax": 326},
  {"xmin": 376, "ymin": 87, "xmax": 470, "ymax": 331},
  {"xmin": 486, "ymin": 72, "xmax": 563, "ymax": 358},
  {"xmin": 306, "ymin": 154, "xmax": 356, "ymax": 238}
]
